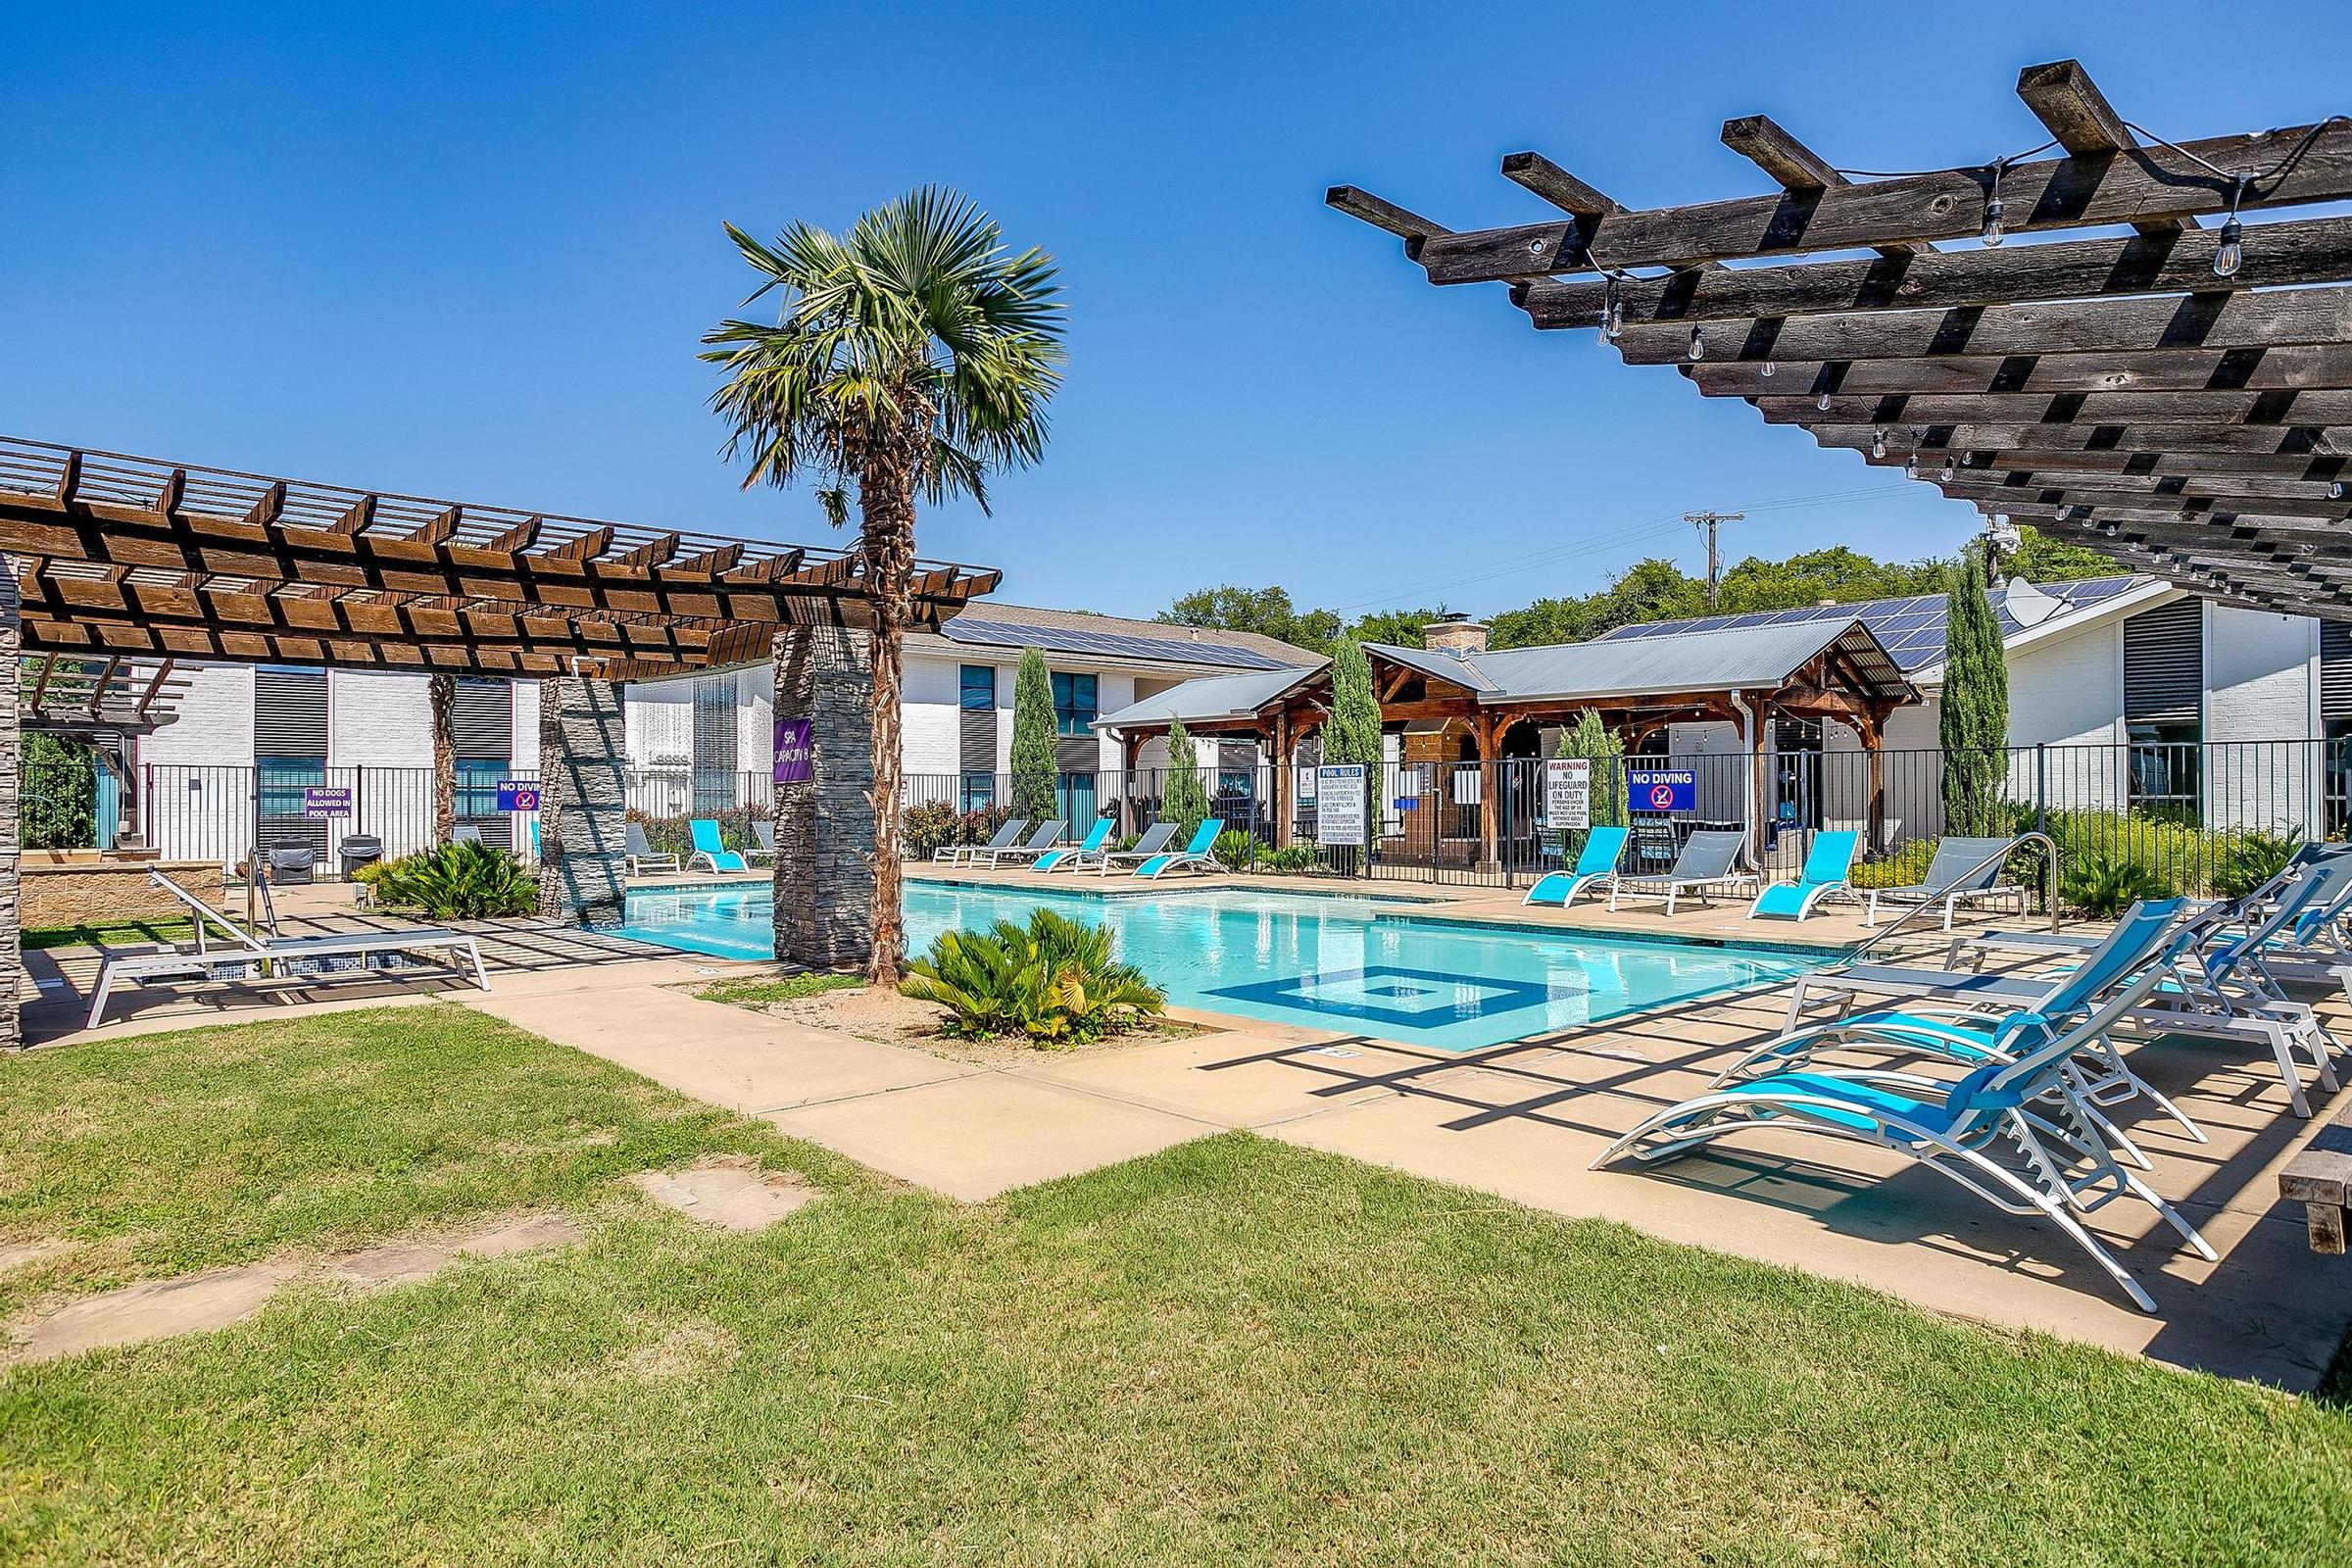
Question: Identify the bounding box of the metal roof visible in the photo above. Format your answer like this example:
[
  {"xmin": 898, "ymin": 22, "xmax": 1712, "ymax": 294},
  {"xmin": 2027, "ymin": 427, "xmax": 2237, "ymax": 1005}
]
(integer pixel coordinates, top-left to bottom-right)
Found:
[
  {"xmin": 1592, "ymin": 575, "xmax": 2146, "ymax": 673},
  {"xmin": 940, "ymin": 614, "xmax": 1299, "ymax": 670},
  {"xmin": 1091, "ymin": 665, "xmax": 1324, "ymax": 731},
  {"xmin": 1373, "ymin": 619, "xmax": 1913, "ymax": 706}
]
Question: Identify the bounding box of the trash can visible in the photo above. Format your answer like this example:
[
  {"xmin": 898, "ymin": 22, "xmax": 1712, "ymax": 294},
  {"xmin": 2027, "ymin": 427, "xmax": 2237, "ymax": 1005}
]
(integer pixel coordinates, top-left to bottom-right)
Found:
[
  {"xmin": 338, "ymin": 834, "xmax": 384, "ymax": 878},
  {"xmin": 268, "ymin": 840, "xmax": 318, "ymax": 886}
]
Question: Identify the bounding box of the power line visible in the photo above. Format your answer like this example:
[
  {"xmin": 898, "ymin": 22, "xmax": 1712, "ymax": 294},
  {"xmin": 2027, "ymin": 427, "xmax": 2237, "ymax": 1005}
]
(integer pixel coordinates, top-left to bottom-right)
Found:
[{"xmin": 1326, "ymin": 482, "xmax": 1909, "ymax": 612}]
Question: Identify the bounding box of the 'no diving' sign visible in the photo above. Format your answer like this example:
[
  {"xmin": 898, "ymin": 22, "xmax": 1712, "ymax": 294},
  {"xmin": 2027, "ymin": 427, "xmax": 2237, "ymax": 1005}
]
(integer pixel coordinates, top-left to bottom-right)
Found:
[{"xmin": 1628, "ymin": 768, "xmax": 1695, "ymax": 812}]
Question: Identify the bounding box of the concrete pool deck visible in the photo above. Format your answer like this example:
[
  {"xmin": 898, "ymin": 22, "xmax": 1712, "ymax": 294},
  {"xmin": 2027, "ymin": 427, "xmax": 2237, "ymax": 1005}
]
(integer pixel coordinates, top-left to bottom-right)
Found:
[{"xmin": 14, "ymin": 869, "xmax": 2347, "ymax": 1386}]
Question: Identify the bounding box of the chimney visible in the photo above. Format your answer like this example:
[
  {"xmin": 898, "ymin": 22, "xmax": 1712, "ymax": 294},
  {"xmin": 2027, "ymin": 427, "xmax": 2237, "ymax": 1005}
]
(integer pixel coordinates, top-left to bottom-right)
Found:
[{"xmin": 1423, "ymin": 612, "xmax": 1489, "ymax": 659}]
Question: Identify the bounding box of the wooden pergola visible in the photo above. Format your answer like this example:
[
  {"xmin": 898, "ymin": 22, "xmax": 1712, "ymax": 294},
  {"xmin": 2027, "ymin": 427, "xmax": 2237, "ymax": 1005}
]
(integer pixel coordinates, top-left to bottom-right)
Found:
[
  {"xmin": 0, "ymin": 435, "xmax": 1003, "ymax": 1045},
  {"xmin": 0, "ymin": 437, "xmax": 999, "ymax": 679},
  {"xmin": 1328, "ymin": 58, "xmax": 2352, "ymax": 617}
]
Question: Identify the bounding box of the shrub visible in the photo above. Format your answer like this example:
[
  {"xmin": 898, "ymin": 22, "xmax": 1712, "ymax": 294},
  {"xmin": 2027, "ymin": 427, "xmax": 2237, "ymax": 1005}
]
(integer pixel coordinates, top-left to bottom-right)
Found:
[
  {"xmin": 900, "ymin": 907, "xmax": 1165, "ymax": 1046},
  {"xmin": 1850, "ymin": 838, "xmax": 1936, "ymax": 891},
  {"xmin": 2213, "ymin": 828, "xmax": 2303, "ymax": 902},
  {"xmin": 22, "ymin": 731, "xmax": 98, "ymax": 850},
  {"xmin": 2059, "ymin": 851, "xmax": 2176, "ymax": 918},
  {"xmin": 1263, "ymin": 845, "xmax": 1318, "ymax": 873},
  {"xmin": 367, "ymin": 841, "xmax": 538, "ymax": 919},
  {"xmin": 1212, "ymin": 830, "xmax": 1259, "ymax": 871},
  {"xmin": 902, "ymin": 801, "xmax": 961, "ymax": 859}
]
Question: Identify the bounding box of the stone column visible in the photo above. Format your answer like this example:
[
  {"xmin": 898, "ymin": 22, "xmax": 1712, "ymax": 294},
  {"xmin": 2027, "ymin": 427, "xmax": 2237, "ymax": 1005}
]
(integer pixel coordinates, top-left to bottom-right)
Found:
[
  {"xmin": 538, "ymin": 674, "xmax": 626, "ymax": 927},
  {"xmin": 0, "ymin": 557, "xmax": 19, "ymax": 1048},
  {"xmin": 772, "ymin": 624, "xmax": 875, "ymax": 969}
]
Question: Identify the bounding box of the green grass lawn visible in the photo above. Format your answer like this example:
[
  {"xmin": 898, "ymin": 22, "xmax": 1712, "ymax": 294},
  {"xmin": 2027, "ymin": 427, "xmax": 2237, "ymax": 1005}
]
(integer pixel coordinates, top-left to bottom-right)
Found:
[
  {"xmin": 4, "ymin": 1008, "xmax": 2350, "ymax": 1564},
  {"xmin": 18, "ymin": 916, "xmax": 195, "ymax": 953},
  {"xmin": 694, "ymin": 970, "xmax": 866, "ymax": 1006}
]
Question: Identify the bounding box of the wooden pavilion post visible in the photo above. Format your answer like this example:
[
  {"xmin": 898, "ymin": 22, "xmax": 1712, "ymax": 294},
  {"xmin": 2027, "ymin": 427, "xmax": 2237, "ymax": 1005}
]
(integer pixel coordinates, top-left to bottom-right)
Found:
[
  {"xmin": 1474, "ymin": 710, "xmax": 1500, "ymax": 870},
  {"xmin": 1270, "ymin": 708, "xmax": 1294, "ymax": 848},
  {"xmin": 1118, "ymin": 730, "xmax": 1144, "ymax": 836},
  {"xmin": 1862, "ymin": 710, "xmax": 1889, "ymax": 854}
]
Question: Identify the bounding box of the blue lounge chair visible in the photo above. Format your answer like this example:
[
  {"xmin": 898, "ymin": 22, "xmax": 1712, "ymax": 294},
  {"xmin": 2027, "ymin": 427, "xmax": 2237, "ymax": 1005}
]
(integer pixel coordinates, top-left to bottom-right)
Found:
[
  {"xmin": 1747, "ymin": 830, "xmax": 1857, "ymax": 921},
  {"xmin": 688, "ymin": 818, "xmax": 747, "ymax": 873},
  {"xmin": 1523, "ymin": 825, "xmax": 1629, "ymax": 908},
  {"xmin": 1595, "ymin": 901, "xmax": 2211, "ymax": 1312},
  {"xmin": 1035, "ymin": 818, "xmax": 1115, "ymax": 873},
  {"xmin": 1135, "ymin": 820, "xmax": 1223, "ymax": 879},
  {"xmin": 1098, "ymin": 822, "xmax": 1177, "ymax": 877}
]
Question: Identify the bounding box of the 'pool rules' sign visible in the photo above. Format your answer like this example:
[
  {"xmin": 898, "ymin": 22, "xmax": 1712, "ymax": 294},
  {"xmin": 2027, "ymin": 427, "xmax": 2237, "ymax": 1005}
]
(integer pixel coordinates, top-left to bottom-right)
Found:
[
  {"xmin": 1544, "ymin": 759, "xmax": 1591, "ymax": 829},
  {"xmin": 1315, "ymin": 764, "xmax": 1367, "ymax": 846}
]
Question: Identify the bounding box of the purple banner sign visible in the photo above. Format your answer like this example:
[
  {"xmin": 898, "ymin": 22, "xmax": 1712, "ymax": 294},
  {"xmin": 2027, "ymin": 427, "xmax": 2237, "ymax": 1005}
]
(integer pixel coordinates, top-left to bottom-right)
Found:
[{"xmin": 773, "ymin": 717, "xmax": 814, "ymax": 784}]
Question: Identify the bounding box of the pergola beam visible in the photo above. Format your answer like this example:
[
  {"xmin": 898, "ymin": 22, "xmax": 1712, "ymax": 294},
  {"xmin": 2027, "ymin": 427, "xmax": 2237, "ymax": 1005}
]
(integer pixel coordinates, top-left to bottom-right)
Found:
[
  {"xmin": 2015, "ymin": 58, "xmax": 2193, "ymax": 236},
  {"xmin": 1406, "ymin": 120, "xmax": 2352, "ymax": 284}
]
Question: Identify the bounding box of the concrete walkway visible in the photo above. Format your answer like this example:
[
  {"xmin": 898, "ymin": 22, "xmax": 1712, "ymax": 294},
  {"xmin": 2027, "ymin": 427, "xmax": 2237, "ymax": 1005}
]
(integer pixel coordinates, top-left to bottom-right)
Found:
[{"xmin": 460, "ymin": 974, "xmax": 2352, "ymax": 1388}]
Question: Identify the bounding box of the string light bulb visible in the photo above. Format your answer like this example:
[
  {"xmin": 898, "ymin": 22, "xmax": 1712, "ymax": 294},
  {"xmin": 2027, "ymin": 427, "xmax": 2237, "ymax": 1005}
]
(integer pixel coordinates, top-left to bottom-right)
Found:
[
  {"xmin": 2214, "ymin": 176, "xmax": 2249, "ymax": 278},
  {"xmin": 1760, "ymin": 359, "xmax": 1776, "ymax": 377},
  {"xmin": 1870, "ymin": 426, "xmax": 1886, "ymax": 459},
  {"xmin": 1980, "ymin": 156, "xmax": 2011, "ymax": 247},
  {"xmin": 1816, "ymin": 391, "xmax": 1833, "ymax": 413},
  {"xmin": 2332, "ymin": 480, "xmax": 2346, "ymax": 501},
  {"xmin": 1940, "ymin": 457, "xmax": 1956, "ymax": 482},
  {"xmin": 1688, "ymin": 325, "xmax": 1705, "ymax": 362}
]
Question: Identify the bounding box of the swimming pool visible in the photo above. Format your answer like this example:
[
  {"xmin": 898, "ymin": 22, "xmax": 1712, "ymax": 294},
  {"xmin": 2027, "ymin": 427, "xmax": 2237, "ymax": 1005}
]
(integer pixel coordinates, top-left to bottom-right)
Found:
[{"xmin": 614, "ymin": 881, "xmax": 1823, "ymax": 1052}]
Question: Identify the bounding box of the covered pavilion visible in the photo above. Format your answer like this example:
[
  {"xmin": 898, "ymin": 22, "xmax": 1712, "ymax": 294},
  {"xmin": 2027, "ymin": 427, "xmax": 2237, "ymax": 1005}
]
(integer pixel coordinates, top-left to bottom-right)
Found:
[
  {"xmin": 1096, "ymin": 615, "xmax": 1916, "ymax": 866},
  {"xmin": 0, "ymin": 434, "xmax": 1002, "ymax": 1046}
]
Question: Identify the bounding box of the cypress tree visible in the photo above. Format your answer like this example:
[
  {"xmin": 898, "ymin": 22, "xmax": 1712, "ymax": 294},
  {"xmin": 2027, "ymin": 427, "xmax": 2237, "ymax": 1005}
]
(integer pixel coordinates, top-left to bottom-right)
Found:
[
  {"xmin": 1553, "ymin": 709, "xmax": 1627, "ymax": 858},
  {"xmin": 1939, "ymin": 542, "xmax": 2011, "ymax": 837},
  {"xmin": 1323, "ymin": 639, "xmax": 1382, "ymax": 766},
  {"xmin": 1160, "ymin": 716, "xmax": 1211, "ymax": 838},
  {"xmin": 1009, "ymin": 648, "xmax": 1060, "ymax": 823}
]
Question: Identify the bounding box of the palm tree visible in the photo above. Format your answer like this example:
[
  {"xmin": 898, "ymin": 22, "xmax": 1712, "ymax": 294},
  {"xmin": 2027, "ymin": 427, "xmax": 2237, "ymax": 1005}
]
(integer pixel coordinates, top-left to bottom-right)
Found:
[{"xmin": 704, "ymin": 188, "xmax": 1064, "ymax": 983}]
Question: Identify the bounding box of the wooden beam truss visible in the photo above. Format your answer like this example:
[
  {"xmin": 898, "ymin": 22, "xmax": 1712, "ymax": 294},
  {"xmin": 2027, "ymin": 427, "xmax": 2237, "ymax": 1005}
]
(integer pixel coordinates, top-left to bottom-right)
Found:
[{"xmin": 1329, "ymin": 58, "xmax": 2352, "ymax": 617}]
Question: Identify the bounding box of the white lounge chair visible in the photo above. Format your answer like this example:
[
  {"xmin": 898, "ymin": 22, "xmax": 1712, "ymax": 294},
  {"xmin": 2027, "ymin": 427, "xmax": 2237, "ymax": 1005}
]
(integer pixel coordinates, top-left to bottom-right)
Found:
[
  {"xmin": 1097, "ymin": 821, "xmax": 1177, "ymax": 877},
  {"xmin": 625, "ymin": 821, "xmax": 681, "ymax": 877},
  {"xmin": 1862, "ymin": 836, "xmax": 2026, "ymax": 931},
  {"xmin": 1606, "ymin": 830, "xmax": 1759, "ymax": 915},
  {"xmin": 86, "ymin": 871, "xmax": 490, "ymax": 1029},
  {"xmin": 935, "ymin": 817, "xmax": 1028, "ymax": 865}
]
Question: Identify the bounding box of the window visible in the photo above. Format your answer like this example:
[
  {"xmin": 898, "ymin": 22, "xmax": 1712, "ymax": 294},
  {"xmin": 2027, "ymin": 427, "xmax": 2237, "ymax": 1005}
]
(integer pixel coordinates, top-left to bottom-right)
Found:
[
  {"xmin": 960, "ymin": 772, "xmax": 996, "ymax": 812},
  {"xmin": 1052, "ymin": 671, "xmax": 1097, "ymax": 737},
  {"xmin": 2127, "ymin": 721, "xmax": 2202, "ymax": 819},
  {"xmin": 257, "ymin": 755, "xmax": 325, "ymax": 817},
  {"xmin": 959, "ymin": 665, "xmax": 996, "ymax": 711},
  {"xmin": 456, "ymin": 758, "xmax": 508, "ymax": 818}
]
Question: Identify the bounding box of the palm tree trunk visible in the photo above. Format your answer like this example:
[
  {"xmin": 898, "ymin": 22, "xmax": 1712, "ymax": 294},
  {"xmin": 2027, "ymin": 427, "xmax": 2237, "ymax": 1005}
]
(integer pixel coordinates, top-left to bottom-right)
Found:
[
  {"xmin": 429, "ymin": 674, "xmax": 457, "ymax": 844},
  {"xmin": 858, "ymin": 450, "xmax": 920, "ymax": 985}
]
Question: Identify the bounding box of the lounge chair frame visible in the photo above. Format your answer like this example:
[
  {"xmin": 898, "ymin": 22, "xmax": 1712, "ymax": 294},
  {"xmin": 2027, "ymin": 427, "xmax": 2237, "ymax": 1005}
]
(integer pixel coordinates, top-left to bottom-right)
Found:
[
  {"xmin": 86, "ymin": 871, "xmax": 489, "ymax": 1029},
  {"xmin": 1605, "ymin": 830, "xmax": 1760, "ymax": 916},
  {"xmin": 1523, "ymin": 825, "xmax": 1629, "ymax": 908}
]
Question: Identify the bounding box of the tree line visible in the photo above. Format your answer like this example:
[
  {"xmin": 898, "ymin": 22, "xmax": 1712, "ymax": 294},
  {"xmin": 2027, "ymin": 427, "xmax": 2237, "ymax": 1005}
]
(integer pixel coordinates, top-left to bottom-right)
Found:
[{"xmin": 1153, "ymin": 528, "xmax": 2116, "ymax": 658}]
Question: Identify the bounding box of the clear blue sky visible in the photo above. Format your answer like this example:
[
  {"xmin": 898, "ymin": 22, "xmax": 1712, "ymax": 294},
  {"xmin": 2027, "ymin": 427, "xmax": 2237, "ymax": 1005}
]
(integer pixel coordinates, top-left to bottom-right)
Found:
[{"xmin": 7, "ymin": 1, "xmax": 2346, "ymax": 620}]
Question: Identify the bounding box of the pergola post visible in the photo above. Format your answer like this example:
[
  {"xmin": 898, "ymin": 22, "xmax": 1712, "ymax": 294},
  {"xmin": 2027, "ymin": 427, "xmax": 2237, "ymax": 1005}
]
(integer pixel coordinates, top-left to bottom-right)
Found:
[
  {"xmin": 539, "ymin": 673, "xmax": 627, "ymax": 926},
  {"xmin": 0, "ymin": 555, "xmax": 20, "ymax": 1049},
  {"xmin": 772, "ymin": 624, "xmax": 876, "ymax": 970}
]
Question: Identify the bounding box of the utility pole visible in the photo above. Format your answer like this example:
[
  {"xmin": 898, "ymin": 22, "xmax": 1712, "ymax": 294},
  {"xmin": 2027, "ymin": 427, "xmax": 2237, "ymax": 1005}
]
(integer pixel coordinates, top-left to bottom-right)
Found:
[{"xmin": 1686, "ymin": 511, "xmax": 1742, "ymax": 610}]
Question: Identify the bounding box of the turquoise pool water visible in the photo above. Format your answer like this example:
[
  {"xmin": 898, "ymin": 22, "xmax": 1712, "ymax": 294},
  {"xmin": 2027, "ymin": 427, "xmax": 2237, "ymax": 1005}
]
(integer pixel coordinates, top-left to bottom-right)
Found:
[{"xmin": 614, "ymin": 881, "xmax": 1823, "ymax": 1052}]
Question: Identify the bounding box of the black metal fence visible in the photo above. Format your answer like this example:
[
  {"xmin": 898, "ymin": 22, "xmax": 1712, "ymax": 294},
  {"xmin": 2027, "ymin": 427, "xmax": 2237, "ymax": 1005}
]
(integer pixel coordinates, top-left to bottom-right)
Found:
[
  {"xmin": 116, "ymin": 740, "xmax": 2352, "ymax": 894},
  {"xmin": 906, "ymin": 737, "xmax": 2352, "ymax": 895}
]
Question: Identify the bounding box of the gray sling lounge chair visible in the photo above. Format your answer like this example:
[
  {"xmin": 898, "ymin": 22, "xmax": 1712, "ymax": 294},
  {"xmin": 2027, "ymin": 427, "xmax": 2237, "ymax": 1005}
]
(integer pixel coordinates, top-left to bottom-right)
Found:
[
  {"xmin": 86, "ymin": 871, "xmax": 490, "ymax": 1029},
  {"xmin": 935, "ymin": 817, "xmax": 1028, "ymax": 865},
  {"xmin": 1605, "ymin": 831, "xmax": 1759, "ymax": 916},
  {"xmin": 625, "ymin": 821, "xmax": 681, "ymax": 877},
  {"xmin": 1862, "ymin": 837, "xmax": 2024, "ymax": 931}
]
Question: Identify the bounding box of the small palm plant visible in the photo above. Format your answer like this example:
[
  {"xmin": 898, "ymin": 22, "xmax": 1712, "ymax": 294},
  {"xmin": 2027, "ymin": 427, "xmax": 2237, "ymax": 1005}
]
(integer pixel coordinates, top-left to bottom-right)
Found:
[
  {"xmin": 704, "ymin": 188, "xmax": 1065, "ymax": 985},
  {"xmin": 364, "ymin": 842, "xmax": 538, "ymax": 920},
  {"xmin": 900, "ymin": 908, "xmax": 1163, "ymax": 1045}
]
